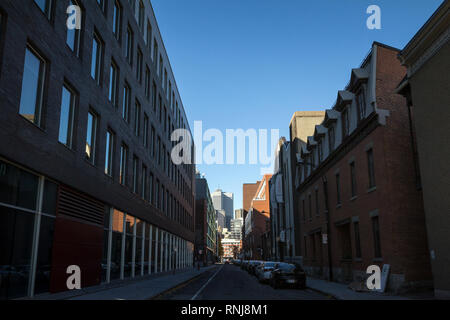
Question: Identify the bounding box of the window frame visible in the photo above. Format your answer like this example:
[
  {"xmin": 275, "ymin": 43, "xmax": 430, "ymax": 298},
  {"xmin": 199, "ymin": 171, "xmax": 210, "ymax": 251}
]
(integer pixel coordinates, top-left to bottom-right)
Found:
[
  {"xmin": 19, "ymin": 46, "xmax": 47, "ymax": 128},
  {"xmin": 58, "ymin": 83, "xmax": 77, "ymax": 149}
]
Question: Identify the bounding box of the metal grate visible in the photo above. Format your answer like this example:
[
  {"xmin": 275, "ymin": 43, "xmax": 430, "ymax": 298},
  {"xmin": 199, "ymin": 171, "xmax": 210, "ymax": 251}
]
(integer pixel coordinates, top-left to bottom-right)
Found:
[{"xmin": 58, "ymin": 185, "xmax": 105, "ymax": 226}]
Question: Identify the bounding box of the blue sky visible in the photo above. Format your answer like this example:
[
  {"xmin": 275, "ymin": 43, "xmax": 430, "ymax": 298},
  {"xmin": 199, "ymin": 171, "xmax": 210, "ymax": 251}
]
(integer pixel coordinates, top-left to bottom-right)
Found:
[{"xmin": 151, "ymin": 0, "xmax": 443, "ymax": 210}]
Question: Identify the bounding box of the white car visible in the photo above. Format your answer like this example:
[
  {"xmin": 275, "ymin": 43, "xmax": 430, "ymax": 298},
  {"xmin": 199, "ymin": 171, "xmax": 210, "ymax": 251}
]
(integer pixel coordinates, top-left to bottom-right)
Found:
[{"xmin": 256, "ymin": 262, "xmax": 278, "ymax": 283}]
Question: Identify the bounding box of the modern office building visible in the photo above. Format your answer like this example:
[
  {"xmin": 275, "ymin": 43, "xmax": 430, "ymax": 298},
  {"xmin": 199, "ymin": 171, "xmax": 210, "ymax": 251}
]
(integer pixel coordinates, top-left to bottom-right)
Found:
[
  {"xmin": 397, "ymin": 1, "xmax": 450, "ymax": 299},
  {"xmin": 212, "ymin": 189, "xmax": 234, "ymax": 229},
  {"xmin": 230, "ymin": 218, "xmax": 243, "ymax": 240},
  {"xmin": 296, "ymin": 42, "xmax": 432, "ymax": 293},
  {"xmin": 195, "ymin": 172, "xmax": 217, "ymax": 265},
  {"xmin": 0, "ymin": 0, "xmax": 195, "ymax": 299}
]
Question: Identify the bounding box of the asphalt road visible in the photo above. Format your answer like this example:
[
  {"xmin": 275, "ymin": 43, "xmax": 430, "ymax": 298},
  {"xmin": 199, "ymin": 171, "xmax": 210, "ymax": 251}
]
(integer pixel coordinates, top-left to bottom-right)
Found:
[{"xmin": 157, "ymin": 263, "xmax": 331, "ymax": 300}]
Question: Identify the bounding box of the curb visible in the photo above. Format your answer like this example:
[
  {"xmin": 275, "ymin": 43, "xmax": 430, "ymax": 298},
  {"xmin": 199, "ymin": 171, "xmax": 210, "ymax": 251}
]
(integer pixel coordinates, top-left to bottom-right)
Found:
[
  {"xmin": 306, "ymin": 285, "xmax": 339, "ymax": 300},
  {"xmin": 149, "ymin": 266, "xmax": 217, "ymax": 300}
]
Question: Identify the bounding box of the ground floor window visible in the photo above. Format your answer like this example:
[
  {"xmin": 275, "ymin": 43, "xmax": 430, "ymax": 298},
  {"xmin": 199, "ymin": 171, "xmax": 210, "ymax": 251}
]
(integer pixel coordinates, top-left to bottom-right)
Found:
[{"xmin": 0, "ymin": 159, "xmax": 57, "ymax": 299}]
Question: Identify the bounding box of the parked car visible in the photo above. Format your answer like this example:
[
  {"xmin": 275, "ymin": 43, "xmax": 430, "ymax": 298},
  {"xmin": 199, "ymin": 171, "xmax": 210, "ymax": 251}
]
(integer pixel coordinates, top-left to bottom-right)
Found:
[
  {"xmin": 248, "ymin": 261, "xmax": 263, "ymax": 275},
  {"xmin": 240, "ymin": 260, "xmax": 249, "ymax": 270},
  {"xmin": 256, "ymin": 261, "xmax": 278, "ymax": 283},
  {"xmin": 270, "ymin": 263, "xmax": 306, "ymax": 289}
]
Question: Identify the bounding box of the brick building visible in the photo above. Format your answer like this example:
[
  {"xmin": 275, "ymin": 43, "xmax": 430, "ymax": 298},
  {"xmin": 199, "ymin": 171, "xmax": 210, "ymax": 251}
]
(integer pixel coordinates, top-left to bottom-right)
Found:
[
  {"xmin": 0, "ymin": 0, "xmax": 195, "ymax": 299},
  {"xmin": 296, "ymin": 42, "xmax": 433, "ymax": 293},
  {"xmin": 243, "ymin": 175, "xmax": 272, "ymax": 260}
]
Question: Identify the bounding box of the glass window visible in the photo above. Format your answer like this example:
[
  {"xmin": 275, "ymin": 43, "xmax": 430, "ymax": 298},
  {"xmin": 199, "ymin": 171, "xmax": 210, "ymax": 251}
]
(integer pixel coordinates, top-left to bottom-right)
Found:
[
  {"xmin": 134, "ymin": 100, "xmax": 141, "ymax": 136},
  {"xmin": 143, "ymin": 114, "xmax": 149, "ymax": 148},
  {"xmin": 91, "ymin": 33, "xmax": 103, "ymax": 85},
  {"xmin": 19, "ymin": 47, "xmax": 46, "ymax": 127},
  {"xmin": 142, "ymin": 165, "xmax": 147, "ymax": 200},
  {"xmin": 136, "ymin": 48, "xmax": 143, "ymax": 83},
  {"xmin": 124, "ymin": 215, "xmax": 134, "ymax": 278},
  {"xmin": 58, "ymin": 85, "xmax": 76, "ymax": 148},
  {"xmin": 66, "ymin": 0, "xmax": 81, "ymax": 55},
  {"xmin": 145, "ymin": 67, "xmax": 150, "ymax": 99},
  {"xmin": 34, "ymin": 0, "xmax": 52, "ymax": 19},
  {"xmin": 152, "ymin": 82, "xmax": 157, "ymax": 112},
  {"xmin": 372, "ymin": 216, "xmax": 382, "ymax": 258},
  {"xmin": 119, "ymin": 144, "xmax": 128, "ymax": 186},
  {"xmin": 86, "ymin": 110, "xmax": 98, "ymax": 164},
  {"xmin": 105, "ymin": 130, "xmax": 115, "ymax": 176},
  {"xmin": 367, "ymin": 149, "xmax": 376, "ymax": 188},
  {"xmin": 133, "ymin": 156, "xmax": 138, "ymax": 193},
  {"xmin": 0, "ymin": 160, "xmax": 39, "ymax": 211},
  {"xmin": 109, "ymin": 61, "xmax": 119, "ymax": 107},
  {"xmin": 138, "ymin": 1, "xmax": 145, "ymax": 32},
  {"xmin": 146, "ymin": 20, "xmax": 152, "ymax": 50},
  {"xmin": 97, "ymin": 0, "xmax": 105, "ymax": 12},
  {"xmin": 153, "ymin": 39, "xmax": 158, "ymax": 64},
  {"xmin": 357, "ymin": 88, "xmax": 367, "ymax": 121},
  {"xmin": 354, "ymin": 222, "xmax": 362, "ymax": 258},
  {"xmin": 328, "ymin": 126, "xmax": 335, "ymax": 152},
  {"xmin": 34, "ymin": 214, "xmax": 55, "ymax": 294},
  {"xmin": 125, "ymin": 26, "xmax": 133, "ymax": 65},
  {"xmin": 122, "ymin": 82, "xmax": 131, "ymax": 122},
  {"xmin": 113, "ymin": 1, "xmax": 121, "ymax": 40},
  {"xmin": 0, "ymin": 207, "xmax": 35, "ymax": 299}
]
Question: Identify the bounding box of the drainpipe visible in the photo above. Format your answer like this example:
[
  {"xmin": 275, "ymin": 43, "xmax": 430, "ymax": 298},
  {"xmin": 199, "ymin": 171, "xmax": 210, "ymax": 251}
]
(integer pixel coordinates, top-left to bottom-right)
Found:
[{"xmin": 322, "ymin": 176, "xmax": 333, "ymax": 281}]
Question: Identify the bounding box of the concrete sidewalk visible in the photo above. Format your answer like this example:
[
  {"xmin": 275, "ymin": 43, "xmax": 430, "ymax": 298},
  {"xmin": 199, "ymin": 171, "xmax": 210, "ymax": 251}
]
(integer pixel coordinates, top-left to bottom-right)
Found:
[
  {"xmin": 29, "ymin": 265, "xmax": 217, "ymax": 300},
  {"xmin": 306, "ymin": 277, "xmax": 412, "ymax": 300}
]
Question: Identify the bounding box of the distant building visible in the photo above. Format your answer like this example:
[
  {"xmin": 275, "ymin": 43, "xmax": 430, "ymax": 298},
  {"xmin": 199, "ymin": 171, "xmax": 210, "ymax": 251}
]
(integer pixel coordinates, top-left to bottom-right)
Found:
[
  {"xmin": 216, "ymin": 209, "xmax": 226, "ymax": 233},
  {"xmin": 235, "ymin": 209, "xmax": 244, "ymax": 220},
  {"xmin": 222, "ymin": 238, "xmax": 242, "ymax": 259},
  {"xmin": 212, "ymin": 190, "xmax": 234, "ymax": 229},
  {"xmin": 195, "ymin": 173, "xmax": 218, "ymax": 266},
  {"xmin": 243, "ymin": 175, "xmax": 272, "ymax": 260},
  {"xmin": 397, "ymin": 1, "xmax": 450, "ymax": 299},
  {"xmin": 270, "ymin": 112, "xmax": 325, "ymax": 264},
  {"xmin": 230, "ymin": 218, "xmax": 244, "ymax": 240}
]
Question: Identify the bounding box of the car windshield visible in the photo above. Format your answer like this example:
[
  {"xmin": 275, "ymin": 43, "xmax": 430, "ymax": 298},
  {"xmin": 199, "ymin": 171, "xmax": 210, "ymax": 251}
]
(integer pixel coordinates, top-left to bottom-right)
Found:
[
  {"xmin": 264, "ymin": 262, "xmax": 276, "ymax": 268},
  {"xmin": 279, "ymin": 263, "xmax": 296, "ymax": 273}
]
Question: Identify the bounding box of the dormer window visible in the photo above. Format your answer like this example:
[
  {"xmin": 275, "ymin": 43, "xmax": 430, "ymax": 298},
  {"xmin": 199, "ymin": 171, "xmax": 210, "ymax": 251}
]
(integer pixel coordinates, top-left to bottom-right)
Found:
[
  {"xmin": 318, "ymin": 141, "xmax": 323, "ymax": 163},
  {"xmin": 356, "ymin": 88, "xmax": 367, "ymax": 122},
  {"xmin": 328, "ymin": 126, "xmax": 335, "ymax": 152},
  {"xmin": 342, "ymin": 107, "xmax": 349, "ymax": 137}
]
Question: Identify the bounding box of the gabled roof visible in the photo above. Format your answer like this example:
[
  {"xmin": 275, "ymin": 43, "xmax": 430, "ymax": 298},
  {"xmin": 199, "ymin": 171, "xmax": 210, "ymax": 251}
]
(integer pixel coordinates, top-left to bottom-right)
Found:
[
  {"xmin": 335, "ymin": 90, "xmax": 354, "ymax": 111},
  {"xmin": 324, "ymin": 109, "xmax": 340, "ymax": 126},
  {"xmin": 314, "ymin": 125, "xmax": 327, "ymax": 139},
  {"xmin": 306, "ymin": 136, "xmax": 317, "ymax": 150},
  {"xmin": 350, "ymin": 68, "xmax": 369, "ymax": 88}
]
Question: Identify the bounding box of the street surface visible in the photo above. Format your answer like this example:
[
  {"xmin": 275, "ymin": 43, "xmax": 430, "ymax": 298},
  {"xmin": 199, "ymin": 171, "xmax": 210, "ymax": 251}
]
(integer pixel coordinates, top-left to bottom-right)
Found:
[{"xmin": 157, "ymin": 263, "xmax": 331, "ymax": 300}]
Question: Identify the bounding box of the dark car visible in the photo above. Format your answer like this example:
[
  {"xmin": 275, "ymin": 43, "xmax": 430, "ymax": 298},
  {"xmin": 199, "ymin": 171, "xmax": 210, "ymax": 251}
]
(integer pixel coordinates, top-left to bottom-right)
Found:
[
  {"xmin": 270, "ymin": 263, "xmax": 306, "ymax": 289},
  {"xmin": 240, "ymin": 260, "xmax": 249, "ymax": 270}
]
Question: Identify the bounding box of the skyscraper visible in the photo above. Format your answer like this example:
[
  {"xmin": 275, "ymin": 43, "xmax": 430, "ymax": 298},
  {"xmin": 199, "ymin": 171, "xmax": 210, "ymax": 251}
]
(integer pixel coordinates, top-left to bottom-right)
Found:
[{"xmin": 212, "ymin": 189, "xmax": 234, "ymax": 229}]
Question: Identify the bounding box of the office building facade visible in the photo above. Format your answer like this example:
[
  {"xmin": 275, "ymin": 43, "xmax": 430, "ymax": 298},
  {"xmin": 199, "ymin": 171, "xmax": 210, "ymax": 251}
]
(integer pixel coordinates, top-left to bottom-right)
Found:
[{"xmin": 0, "ymin": 0, "xmax": 195, "ymax": 299}]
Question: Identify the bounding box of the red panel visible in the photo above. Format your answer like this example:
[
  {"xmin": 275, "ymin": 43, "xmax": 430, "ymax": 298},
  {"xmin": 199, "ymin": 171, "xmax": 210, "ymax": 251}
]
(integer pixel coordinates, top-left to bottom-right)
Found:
[{"xmin": 49, "ymin": 216, "xmax": 103, "ymax": 293}]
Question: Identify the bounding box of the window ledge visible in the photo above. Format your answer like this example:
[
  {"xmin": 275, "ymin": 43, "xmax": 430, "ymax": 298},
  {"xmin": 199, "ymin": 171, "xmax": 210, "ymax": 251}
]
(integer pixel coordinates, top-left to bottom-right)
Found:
[
  {"xmin": 373, "ymin": 258, "xmax": 383, "ymax": 262},
  {"xmin": 350, "ymin": 196, "xmax": 358, "ymax": 201},
  {"xmin": 367, "ymin": 186, "xmax": 377, "ymax": 193},
  {"xmin": 336, "ymin": 203, "xmax": 342, "ymax": 209},
  {"xmin": 354, "ymin": 258, "xmax": 363, "ymax": 262}
]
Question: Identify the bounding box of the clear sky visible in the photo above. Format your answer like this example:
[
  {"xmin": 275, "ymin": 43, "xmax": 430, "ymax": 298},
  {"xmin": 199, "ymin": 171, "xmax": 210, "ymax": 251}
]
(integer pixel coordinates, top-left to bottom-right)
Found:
[{"xmin": 151, "ymin": 0, "xmax": 443, "ymax": 210}]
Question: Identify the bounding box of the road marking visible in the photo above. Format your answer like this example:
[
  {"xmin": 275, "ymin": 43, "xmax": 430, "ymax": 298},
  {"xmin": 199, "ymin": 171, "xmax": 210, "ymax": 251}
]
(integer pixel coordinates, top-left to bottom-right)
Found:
[{"xmin": 191, "ymin": 265, "xmax": 224, "ymax": 300}]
